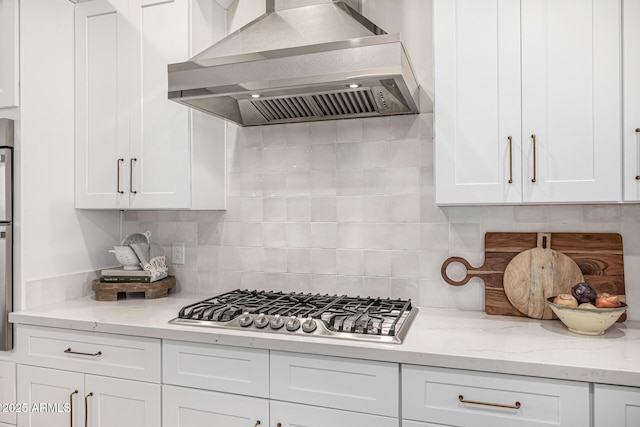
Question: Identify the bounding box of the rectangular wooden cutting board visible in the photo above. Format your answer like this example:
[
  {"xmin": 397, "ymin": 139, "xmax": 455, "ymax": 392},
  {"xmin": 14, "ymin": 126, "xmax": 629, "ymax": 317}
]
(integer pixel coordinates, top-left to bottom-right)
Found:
[{"xmin": 481, "ymin": 232, "xmax": 625, "ymax": 321}]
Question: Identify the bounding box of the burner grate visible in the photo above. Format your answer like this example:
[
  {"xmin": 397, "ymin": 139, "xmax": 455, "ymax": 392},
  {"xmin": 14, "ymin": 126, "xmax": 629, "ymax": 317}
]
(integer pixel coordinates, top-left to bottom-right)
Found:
[{"xmin": 172, "ymin": 289, "xmax": 417, "ymax": 344}]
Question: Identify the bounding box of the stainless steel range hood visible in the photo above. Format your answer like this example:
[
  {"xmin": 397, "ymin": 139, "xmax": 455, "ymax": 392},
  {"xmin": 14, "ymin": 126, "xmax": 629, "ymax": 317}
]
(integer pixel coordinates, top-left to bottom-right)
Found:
[{"xmin": 168, "ymin": 0, "xmax": 420, "ymax": 126}]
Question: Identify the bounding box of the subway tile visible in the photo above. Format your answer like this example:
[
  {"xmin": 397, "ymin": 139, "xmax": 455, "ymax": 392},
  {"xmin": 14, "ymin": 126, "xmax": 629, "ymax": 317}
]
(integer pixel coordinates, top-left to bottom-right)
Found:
[
  {"xmin": 390, "ymin": 223, "xmax": 421, "ymax": 250},
  {"xmin": 263, "ymin": 197, "xmax": 287, "ymax": 222},
  {"xmin": 336, "ymin": 249, "xmax": 363, "ymax": 276},
  {"xmin": 363, "ymin": 250, "xmax": 391, "ymax": 277},
  {"xmin": 311, "ymin": 197, "xmax": 337, "ymax": 222},
  {"xmin": 336, "ymin": 118, "xmax": 363, "ymax": 143},
  {"xmin": 311, "ymin": 170, "xmax": 337, "ymax": 196},
  {"xmin": 363, "ymin": 223, "xmax": 391, "ymax": 249},
  {"xmin": 311, "ymin": 248, "xmax": 337, "ymax": 274},
  {"xmin": 310, "ymin": 120, "xmax": 337, "ymax": 144},
  {"xmin": 311, "ymin": 144, "xmax": 337, "ymax": 170},
  {"xmin": 336, "ymin": 169, "xmax": 364, "ymax": 195},
  {"xmin": 311, "ymin": 222, "xmax": 338, "ymax": 248},
  {"xmin": 263, "ymin": 223, "xmax": 287, "ymax": 247},
  {"xmin": 262, "ymin": 146, "xmax": 287, "ymax": 171},
  {"xmin": 336, "ymin": 196, "xmax": 363, "ymax": 222},
  {"xmin": 287, "ymin": 197, "xmax": 311, "ymax": 222},
  {"xmin": 337, "ymin": 223, "xmax": 364, "ymax": 248},
  {"xmin": 287, "ymin": 248, "xmax": 312, "ymax": 273},
  {"xmin": 337, "ymin": 143, "xmax": 364, "ymax": 170},
  {"xmin": 286, "ymin": 223, "xmax": 311, "ymax": 247},
  {"xmin": 286, "ymin": 145, "xmax": 312, "ymax": 171},
  {"xmin": 363, "ymin": 196, "xmax": 391, "ymax": 223}
]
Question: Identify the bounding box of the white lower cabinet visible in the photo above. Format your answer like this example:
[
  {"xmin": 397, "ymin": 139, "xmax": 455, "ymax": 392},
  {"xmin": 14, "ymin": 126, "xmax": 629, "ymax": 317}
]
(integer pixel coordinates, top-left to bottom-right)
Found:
[
  {"xmin": 17, "ymin": 366, "xmax": 160, "ymax": 427},
  {"xmin": 402, "ymin": 365, "xmax": 590, "ymax": 427},
  {"xmin": 163, "ymin": 385, "xmax": 268, "ymax": 426},
  {"xmin": 15, "ymin": 325, "xmax": 162, "ymax": 427},
  {"xmin": 0, "ymin": 361, "xmax": 15, "ymax": 425},
  {"xmin": 594, "ymin": 384, "xmax": 640, "ymax": 427},
  {"xmin": 270, "ymin": 401, "xmax": 397, "ymax": 427},
  {"xmin": 163, "ymin": 342, "xmax": 400, "ymax": 427}
]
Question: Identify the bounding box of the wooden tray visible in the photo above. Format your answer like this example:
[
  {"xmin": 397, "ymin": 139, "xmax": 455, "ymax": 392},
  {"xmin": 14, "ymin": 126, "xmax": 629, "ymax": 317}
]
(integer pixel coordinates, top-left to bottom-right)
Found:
[
  {"xmin": 92, "ymin": 276, "xmax": 176, "ymax": 301},
  {"xmin": 441, "ymin": 233, "xmax": 626, "ymax": 321}
]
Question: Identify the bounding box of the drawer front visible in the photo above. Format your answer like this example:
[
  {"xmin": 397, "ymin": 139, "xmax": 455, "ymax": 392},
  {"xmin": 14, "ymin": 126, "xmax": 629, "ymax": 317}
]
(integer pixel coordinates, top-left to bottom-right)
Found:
[
  {"xmin": 163, "ymin": 385, "xmax": 269, "ymax": 427},
  {"xmin": 163, "ymin": 340, "xmax": 269, "ymax": 398},
  {"xmin": 271, "ymin": 401, "xmax": 398, "ymax": 427},
  {"xmin": 594, "ymin": 384, "xmax": 640, "ymax": 427},
  {"xmin": 402, "ymin": 365, "xmax": 589, "ymax": 427},
  {"xmin": 16, "ymin": 324, "xmax": 161, "ymax": 382},
  {"xmin": 270, "ymin": 351, "xmax": 399, "ymax": 417}
]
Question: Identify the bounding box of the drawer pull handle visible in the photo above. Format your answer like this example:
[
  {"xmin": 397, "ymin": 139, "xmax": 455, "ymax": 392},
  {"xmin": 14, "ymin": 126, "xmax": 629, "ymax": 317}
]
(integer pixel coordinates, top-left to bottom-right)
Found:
[
  {"xmin": 636, "ymin": 128, "xmax": 640, "ymax": 180},
  {"xmin": 116, "ymin": 158, "xmax": 124, "ymax": 194},
  {"xmin": 130, "ymin": 158, "xmax": 138, "ymax": 194},
  {"xmin": 531, "ymin": 133, "xmax": 537, "ymax": 183},
  {"xmin": 64, "ymin": 348, "xmax": 102, "ymax": 357},
  {"xmin": 507, "ymin": 136, "xmax": 513, "ymax": 184},
  {"xmin": 458, "ymin": 395, "xmax": 521, "ymax": 409},
  {"xmin": 69, "ymin": 390, "xmax": 78, "ymax": 427},
  {"xmin": 84, "ymin": 392, "xmax": 93, "ymax": 427},
  {"xmin": 254, "ymin": 422, "xmax": 261, "ymax": 427},
  {"xmin": 276, "ymin": 424, "xmax": 282, "ymax": 427}
]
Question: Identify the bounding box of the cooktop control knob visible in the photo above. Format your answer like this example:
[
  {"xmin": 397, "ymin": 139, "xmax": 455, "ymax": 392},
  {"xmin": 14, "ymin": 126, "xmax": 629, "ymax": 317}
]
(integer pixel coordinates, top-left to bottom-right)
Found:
[
  {"xmin": 285, "ymin": 316, "xmax": 300, "ymax": 332},
  {"xmin": 301, "ymin": 317, "xmax": 317, "ymax": 333},
  {"xmin": 238, "ymin": 313, "xmax": 253, "ymax": 327},
  {"xmin": 270, "ymin": 315, "xmax": 284, "ymax": 330},
  {"xmin": 254, "ymin": 313, "xmax": 269, "ymax": 329}
]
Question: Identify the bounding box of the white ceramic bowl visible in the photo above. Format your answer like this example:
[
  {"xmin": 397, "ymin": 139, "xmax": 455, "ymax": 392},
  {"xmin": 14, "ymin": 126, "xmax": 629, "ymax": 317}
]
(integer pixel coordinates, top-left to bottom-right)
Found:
[
  {"xmin": 546, "ymin": 297, "xmax": 627, "ymax": 335},
  {"xmin": 109, "ymin": 246, "xmax": 142, "ymax": 270}
]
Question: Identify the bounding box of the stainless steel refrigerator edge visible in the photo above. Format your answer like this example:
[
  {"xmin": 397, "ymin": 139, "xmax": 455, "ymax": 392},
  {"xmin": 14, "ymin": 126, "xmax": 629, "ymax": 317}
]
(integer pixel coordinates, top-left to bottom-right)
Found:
[{"xmin": 0, "ymin": 119, "xmax": 13, "ymax": 351}]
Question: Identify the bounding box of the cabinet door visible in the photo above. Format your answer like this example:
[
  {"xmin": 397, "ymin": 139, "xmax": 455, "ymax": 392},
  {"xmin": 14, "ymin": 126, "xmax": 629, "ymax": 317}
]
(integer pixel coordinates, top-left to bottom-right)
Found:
[
  {"xmin": 0, "ymin": 0, "xmax": 18, "ymax": 108},
  {"xmin": 0, "ymin": 361, "xmax": 15, "ymax": 425},
  {"xmin": 75, "ymin": 0, "xmax": 130, "ymax": 209},
  {"xmin": 594, "ymin": 384, "xmax": 640, "ymax": 426},
  {"xmin": 85, "ymin": 374, "xmax": 161, "ymax": 427},
  {"xmin": 623, "ymin": 0, "xmax": 640, "ymax": 201},
  {"xmin": 521, "ymin": 0, "xmax": 621, "ymax": 203},
  {"xmin": 127, "ymin": 0, "xmax": 191, "ymax": 209},
  {"xmin": 434, "ymin": 0, "xmax": 522, "ymax": 205},
  {"xmin": 17, "ymin": 365, "xmax": 84, "ymax": 427},
  {"xmin": 163, "ymin": 384, "xmax": 269, "ymax": 427},
  {"xmin": 270, "ymin": 401, "xmax": 398, "ymax": 427}
]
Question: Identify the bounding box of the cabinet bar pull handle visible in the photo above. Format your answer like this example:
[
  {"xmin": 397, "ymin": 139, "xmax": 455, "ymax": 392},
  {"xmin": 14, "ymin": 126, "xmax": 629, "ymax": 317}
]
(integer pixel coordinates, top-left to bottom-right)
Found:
[
  {"xmin": 507, "ymin": 136, "xmax": 513, "ymax": 184},
  {"xmin": 130, "ymin": 158, "xmax": 138, "ymax": 194},
  {"xmin": 636, "ymin": 128, "xmax": 640, "ymax": 180},
  {"xmin": 116, "ymin": 158, "xmax": 124, "ymax": 194},
  {"xmin": 254, "ymin": 421, "xmax": 261, "ymax": 427},
  {"xmin": 64, "ymin": 348, "xmax": 102, "ymax": 357},
  {"xmin": 459, "ymin": 394, "xmax": 521, "ymax": 409},
  {"xmin": 531, "ymin": 134, "xmax": 537, "ymax": 183},
  {"xmin": 69, "ymin": 390, "xmax": 78, "ymax": 427},
  {"xmin": 84, "ymin": 392, "xmax": 93, "ymax": 427}
]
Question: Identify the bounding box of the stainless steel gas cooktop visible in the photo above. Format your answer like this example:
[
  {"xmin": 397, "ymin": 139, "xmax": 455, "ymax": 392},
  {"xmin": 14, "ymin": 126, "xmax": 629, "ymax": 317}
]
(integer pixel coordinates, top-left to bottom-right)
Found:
[{"xmin": 169, "ymin": 289, "xmax": 417, "ymax": 344}]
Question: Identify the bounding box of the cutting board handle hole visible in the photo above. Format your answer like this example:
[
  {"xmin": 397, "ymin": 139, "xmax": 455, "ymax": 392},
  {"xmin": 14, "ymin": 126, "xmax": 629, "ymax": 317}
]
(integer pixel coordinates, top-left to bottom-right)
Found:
[{"xmin": 542, "ymin": 235, "xmax": 548, "ymax": 249}]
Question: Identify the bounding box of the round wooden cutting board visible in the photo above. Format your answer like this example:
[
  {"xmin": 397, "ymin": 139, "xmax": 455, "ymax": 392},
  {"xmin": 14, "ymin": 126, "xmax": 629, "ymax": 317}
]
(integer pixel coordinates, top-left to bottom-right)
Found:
[{"xmin": 503, "ymin": 233, "xmax": 584, "ymax": 319}]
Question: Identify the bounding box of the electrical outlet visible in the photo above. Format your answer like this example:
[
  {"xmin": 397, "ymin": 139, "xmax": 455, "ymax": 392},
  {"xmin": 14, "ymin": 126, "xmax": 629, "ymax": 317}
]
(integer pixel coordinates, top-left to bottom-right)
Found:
[{"xmin": 171, "ymin": 242, "xmax": 185, "ymax": 265}]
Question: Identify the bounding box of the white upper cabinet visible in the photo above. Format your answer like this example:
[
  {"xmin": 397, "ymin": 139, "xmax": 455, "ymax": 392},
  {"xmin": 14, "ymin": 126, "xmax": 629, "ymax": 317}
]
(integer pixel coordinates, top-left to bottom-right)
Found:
[
  {"xmin": 435, "ymin": 0, "xmax": 622, "ymax": 205},
  {"xmin": 0, "ymin": 0, "xmax": 19, "ymax": 108},
  {"xmin": 434, "ymin": 0, "xmax": 522, "ymax": 205},
  {"xmin": 75, "ymin": 0, "xmax": 227, "ymax": 210},
  {"xmin": 623, "ymin": 0, "xmax": 640, "ymax": 201}
]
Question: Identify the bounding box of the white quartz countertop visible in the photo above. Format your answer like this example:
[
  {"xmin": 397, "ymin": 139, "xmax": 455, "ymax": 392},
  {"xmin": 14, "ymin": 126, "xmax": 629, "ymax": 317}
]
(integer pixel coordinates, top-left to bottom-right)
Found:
[{"xmin": 9, "ymin": 294, "xmax": 640, "ymax": 388}]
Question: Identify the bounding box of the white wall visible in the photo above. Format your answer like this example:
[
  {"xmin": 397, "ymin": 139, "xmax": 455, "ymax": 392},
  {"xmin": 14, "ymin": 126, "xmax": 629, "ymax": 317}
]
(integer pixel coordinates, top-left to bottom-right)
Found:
[{"xmin": 19, "ymin": 0, "xmax": 120, "ymax": 308}]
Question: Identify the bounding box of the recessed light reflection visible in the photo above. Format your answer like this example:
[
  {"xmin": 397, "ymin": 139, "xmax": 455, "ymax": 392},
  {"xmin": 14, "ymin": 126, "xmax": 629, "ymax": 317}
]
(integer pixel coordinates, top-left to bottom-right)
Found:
[
  {"xmin": 251, "ymin": 94, "xmax": 261, "ymax": 98},
  {"xmin": 348, "ymin": 83, "xmax": 361, "ymax": 88}
]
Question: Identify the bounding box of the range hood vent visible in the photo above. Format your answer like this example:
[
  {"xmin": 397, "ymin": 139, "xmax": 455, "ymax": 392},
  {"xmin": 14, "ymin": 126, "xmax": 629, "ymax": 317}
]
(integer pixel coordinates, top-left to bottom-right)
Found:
[
  {"xmin": 250, "ymin": 87, "xmax": 378, "ymax": 123},
  {"xmin": 168, "ymin": 0, "xmax": 420, "ymax": 126}
]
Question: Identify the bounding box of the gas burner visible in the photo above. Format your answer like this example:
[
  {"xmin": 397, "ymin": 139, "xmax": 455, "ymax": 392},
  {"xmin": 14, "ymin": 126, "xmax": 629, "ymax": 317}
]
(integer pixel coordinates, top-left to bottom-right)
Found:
[{"xmin": 170, "ymin": 289, "xmax": 417, "ymax": 344}]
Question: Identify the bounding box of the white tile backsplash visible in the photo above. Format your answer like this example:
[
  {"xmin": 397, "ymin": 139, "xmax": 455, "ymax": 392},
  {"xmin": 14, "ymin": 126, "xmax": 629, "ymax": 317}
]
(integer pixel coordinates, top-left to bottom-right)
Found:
[{"xmin": 118, "ymin": 113, "xmax": 640, "ymax": 321}]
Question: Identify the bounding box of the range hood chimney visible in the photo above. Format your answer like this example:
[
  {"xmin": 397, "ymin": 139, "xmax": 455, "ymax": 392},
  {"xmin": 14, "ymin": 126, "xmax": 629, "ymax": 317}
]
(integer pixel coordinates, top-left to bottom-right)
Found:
[{"xmin": 168, "ymin": 0, "xmax": 420, "ymax": 126}]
